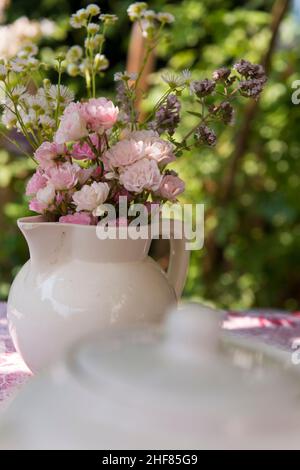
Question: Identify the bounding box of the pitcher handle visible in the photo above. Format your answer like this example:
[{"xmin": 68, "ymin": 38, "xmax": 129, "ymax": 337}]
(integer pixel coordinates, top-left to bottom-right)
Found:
[{"xmin": 159, "ymin": 219, "xmax": 190, "ymax": 300}]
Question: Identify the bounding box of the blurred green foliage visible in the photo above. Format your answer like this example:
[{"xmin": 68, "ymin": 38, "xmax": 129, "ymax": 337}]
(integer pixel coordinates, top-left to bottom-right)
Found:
[{"xmin": 1, "ymin": 0, "xmax": 299, "ymax": 311}]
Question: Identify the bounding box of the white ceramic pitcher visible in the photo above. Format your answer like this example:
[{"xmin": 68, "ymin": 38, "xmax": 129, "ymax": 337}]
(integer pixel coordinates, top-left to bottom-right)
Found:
[{"xmin": 7, "ymin": 216, "xmax": 190, "ymax": 372}]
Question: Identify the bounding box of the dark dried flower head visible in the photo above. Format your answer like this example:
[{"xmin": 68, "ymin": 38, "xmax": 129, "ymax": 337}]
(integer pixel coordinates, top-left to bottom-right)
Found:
[
  {"xmin": 212, "ymin": 67, "xmax": 231, "ymax": 82},
  {"xmin": 190, "ymin": 79, "xmax": 215, "ymax": 97},
  {"xmin": 239, "ymin": 78, "xmax": 266, "ymax": 100},
  {"xmin": 149, "ymin": 93, "xmax": 181, "ymax": 136},
  {"xmin": 209, "ymin": 101, "xmax": 235, "ymax": 125},
  {"xmin": 195, "ymin": 124, "xmax": 217, "ymax": 146},
  {"xmin": 234, "ymin": 59, "xmax": 266, "ymax": 80},
  {"xmin": 219, "ymin": 101, "xmax": 235, "ymax": 124}
]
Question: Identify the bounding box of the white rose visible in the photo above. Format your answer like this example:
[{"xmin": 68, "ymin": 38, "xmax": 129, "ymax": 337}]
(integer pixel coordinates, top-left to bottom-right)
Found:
[
  {"xmin": 73, "ymin": 182, "xmax": 110, "ymax": 212},
  {"xmin": 36, "ymin": 182, "xmax": 56, "ymax": 206}
]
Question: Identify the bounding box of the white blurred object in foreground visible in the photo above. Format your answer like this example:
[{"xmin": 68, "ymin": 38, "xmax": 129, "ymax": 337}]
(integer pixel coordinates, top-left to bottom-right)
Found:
[{"xmin": 1, "ymin": 303, "xmax": 300, "ymax": 450}]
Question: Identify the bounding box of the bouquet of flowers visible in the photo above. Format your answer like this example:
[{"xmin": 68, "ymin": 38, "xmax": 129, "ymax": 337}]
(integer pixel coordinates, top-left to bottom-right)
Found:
[{"xmin": 0, "ymin": 2, "xmax": 267, "ymax": 226}]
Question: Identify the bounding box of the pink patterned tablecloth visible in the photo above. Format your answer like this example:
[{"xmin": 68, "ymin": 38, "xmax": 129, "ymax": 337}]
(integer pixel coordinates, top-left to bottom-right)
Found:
[{"xmin": 2, "ymin": 301, "xmax": 300, "ymax": 408}]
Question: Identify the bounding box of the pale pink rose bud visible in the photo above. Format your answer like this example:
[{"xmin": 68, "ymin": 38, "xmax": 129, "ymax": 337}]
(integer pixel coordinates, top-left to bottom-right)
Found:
[
  {"xmin": 72, "ymin": 134, "xmax": 100, "ymax": 160},
  {"xmin": 34, "ymin": 141, "xmax": 65, "ymax": 170},
  {"xmin": 81, "ymin": 97, "xmax": 119, "ymax": 132},
  {"xmin": 119, "ymin": 158, "xmax": 162, "ymax": 193},
  {"xmin": 26, "ymin": 171, "xmax": 47, "ymax": 195},
  {"xmin": 59, "ymin": 212, "xmax": 92, "ymax": 225},
  {"xmin": 36, "ymin": 182, "xmax": 56, "ymax": 206},
  {"xmin": 72, "ymin": 181, "xmax": 110, "ymax": 211},
  {"xmin": 46, "ymin": 162, "xmax": 80, "ymax": 190},
  {"xmin": 159, "ymin": 175, "xmax": 185, "ymax": 201},
  {"xmin": 55, "ymin": 102, "xmax": 88, "ymax": 144},
  {"xmin": 29, "ymin": 199, "xmax": 47, "ymax": 214}
]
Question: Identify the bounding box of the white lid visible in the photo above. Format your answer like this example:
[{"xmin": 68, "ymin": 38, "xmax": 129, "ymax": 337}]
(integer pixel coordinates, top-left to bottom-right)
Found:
[{"xmin": 64, "ymin": 304, "xmax": 300, "ymax": 448}]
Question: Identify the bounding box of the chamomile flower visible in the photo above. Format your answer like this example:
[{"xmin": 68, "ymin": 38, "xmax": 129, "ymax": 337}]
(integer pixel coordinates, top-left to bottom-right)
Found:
[
  {"xmin": 48, "ymin": 85, "xmax": 74, "ymax": 107},
  {"xmin": 39, "ymin": 115, "xmax": 56, "ymax": 129},
  {"xmin": 142, "ymin": 10, "xmax": 156, "ymax": 20},
  {"xmin": 18, "ymin": 43, "xmax": 38, "ymax": 59},
  {"xmin": 181, "ymin": 69, "xmax": 192, "ymax": 86},
  {"xmin": 11, "ymin": 85, "xmax": 27, "ymax": 99},
  {"xmin": 161, "ymin": 71, "xmax": 185, "ymax": 88},
  {"xmin": 2, "ymin": 108, "xmax": 17, "ymax": 128},
  {"xmin": 127, "ymin": 2, "xmax": 148, "ymax": 21},
  {"xmin": 156, "ymin": 12, "xmax": 175, "ymax": 24},
  {"xmin": 99, "ymin": 14, "xmax": 118, "ymax": 25},
  {"xmin": 87, "ymin": 23, "xmax": 100, "ymax": 35},
  {"xmin": 67, "ymin": 63, "xmax": 80, "ymax": 77},
  {"xmin": 9, "ymin": 58, "xmax": 28, "ymax": 73},
  {"xmin": 114, "ymin": 71, "xmax": 138, "ymax": 82},
  {"xmin": 66, "ymin": 46, "xmax": 83, "ymax": 63},
  {"xmin": 86, "ymin": 4, "xmax": 101, "ymax": 16},
  {"xmin": 94, "ymin": 54, "xmax": 109, "ymax": 72},
  {"xmin": 23, "ymin": 93, "xmax": 49, "ymax": 111},
  {"xmin": 70, "ymin": 9, "xmax": 88, "ymax": 29}
]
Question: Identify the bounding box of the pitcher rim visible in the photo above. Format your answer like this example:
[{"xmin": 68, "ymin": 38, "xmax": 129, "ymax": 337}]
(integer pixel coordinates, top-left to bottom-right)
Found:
[{"xmin": 17, "ymin": 215, "xmax": 154, "ymax": 231}]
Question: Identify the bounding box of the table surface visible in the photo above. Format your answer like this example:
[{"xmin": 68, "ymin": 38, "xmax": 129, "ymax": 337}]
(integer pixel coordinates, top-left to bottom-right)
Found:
[{"xmin": 2, "ymin": 302, "xmax": 300, "ymax": 409}]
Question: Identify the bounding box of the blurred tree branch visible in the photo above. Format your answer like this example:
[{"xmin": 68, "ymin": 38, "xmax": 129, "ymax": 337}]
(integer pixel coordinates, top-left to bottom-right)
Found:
[
  {"xmin": 203, "ymin": 0, "xmax": 291, "ymax": 281},
  {"xmin": 221, "ymin": 0, "xmax": 290, "ymax": 202}
]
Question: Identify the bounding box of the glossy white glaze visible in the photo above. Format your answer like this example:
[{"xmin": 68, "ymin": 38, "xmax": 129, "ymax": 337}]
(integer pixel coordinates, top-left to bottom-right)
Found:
[{"xmin": 7, "ymin": 216, "xmax": 190, "ymax": 372}]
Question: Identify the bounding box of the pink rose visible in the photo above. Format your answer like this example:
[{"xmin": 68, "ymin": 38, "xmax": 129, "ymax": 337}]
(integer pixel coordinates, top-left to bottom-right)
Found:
[
  {"xmin": 125, "ymin": 130, "xmax": 175, "ymax": 165},
  {"xmin": 158, "ymin": 175, "xmax": 185, "ymax": 201},
  {"xmin": 29, "ymin": 182, "xmax": 56, "ymax": 214},
  {"xmin": 26, "ymin": 171, "xmax": 47, "ymax": 195},
  {"xmin": 34, "ymin": 142, "xmax": 65, "ymax": 170},
  {"xmin": 46, "ymin": 162, "xmax": 80, "ymax": 190},
  {"xmin": 81, "ymin": 98, "xmax": 119, "ymax": 132},
  {"xmin": 119, "ymin": 158, "xmax": 162, "ymax": 193},
  {"xmin": 72, "ymin": 134, "xmax": 100, "ymax": 160},
  {"xmin": 55, "ymin": 102, "xmax": 88, "ymax": 144},
  {"xmin": 104, "ymin": 139, "xmax": 146, "ymax": 168},
  {"xmin": 59, "ymin": 213, "xmax": 92, "ymax": 225}
]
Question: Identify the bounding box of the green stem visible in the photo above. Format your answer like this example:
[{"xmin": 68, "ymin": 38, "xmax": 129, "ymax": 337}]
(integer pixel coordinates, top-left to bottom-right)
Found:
[{"xmin": 55, "ymin": 60, "xmax": 63, "ymax": 129}]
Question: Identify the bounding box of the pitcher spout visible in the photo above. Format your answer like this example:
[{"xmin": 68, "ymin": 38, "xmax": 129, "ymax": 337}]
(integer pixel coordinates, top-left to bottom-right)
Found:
[{"xmin": 18, "ymin": 216, "xmax": 72, "ymax": 271}]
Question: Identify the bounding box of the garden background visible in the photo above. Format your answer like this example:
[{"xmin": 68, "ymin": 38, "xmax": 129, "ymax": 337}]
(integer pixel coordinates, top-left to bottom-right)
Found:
[{"xmin": 0, "ymin": 0, "xmax": 299, "ymax": 311}]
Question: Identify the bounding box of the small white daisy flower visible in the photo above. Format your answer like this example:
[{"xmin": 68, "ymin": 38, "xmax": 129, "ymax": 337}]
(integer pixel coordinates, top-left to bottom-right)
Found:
[
  {"xmin": 48, "ymin": 85, "xmax": 74, "ymax": 107},
  {"xmin": 11, "ymin": 85, "xmax": 27, "ymax": 99},
  {"xmin": 2, "ymin": 108, "xmax": 17, "ymax": 128},
  {"xmin": 87, "ymin": 22, "xmax": 100, "ymax": 35},
  {"xmin": 127, "ymin": 2, "xmax": 147, "ymax": 21},
  {"xmin": 39, "ymin": 115, "xmax": 56, "ymax": 128},
  {"xmin": 156, "ymin": 12, "xmax": 175, "ymax": 24},
  {"xmin": 94, "ymin": 54, "xmax": 109, "ymax": 71},
  {"xmin": 66, "ymin": 45, "xmax": 83, "ymax": 63},
  {"xmin": 86, "ymin": 4, "xmax": 101, "ymax": 16},
  {"xmin": 161, "ymin": 71, "xmax": 185, "ymax": 88},
  {"xmin": 99, "ymin": 14, "xmax": 118, "ymax": 25}
]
